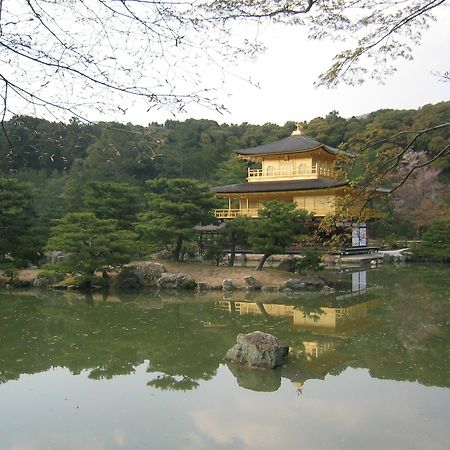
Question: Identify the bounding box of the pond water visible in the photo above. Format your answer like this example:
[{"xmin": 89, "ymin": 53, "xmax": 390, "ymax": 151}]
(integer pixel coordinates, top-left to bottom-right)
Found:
[{"xmin": 0, "ymin": 265, "xmax": 449, "ymax": 450}]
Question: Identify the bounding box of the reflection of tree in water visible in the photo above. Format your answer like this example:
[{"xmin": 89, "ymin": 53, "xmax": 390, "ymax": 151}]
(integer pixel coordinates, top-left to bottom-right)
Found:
[
  {"xmin": 296, "ymin": 306, "xmax": 324, "ymax": 322},
  {"xmin": 0, "ymin": 290, "xmax": 234, "ymax": 386},
  {"xmin": 351, "ymin": 266, "xmax": 450, "ymax": 387},
  {"xmin": 88, "ymin": 360, "xmax": 137, "ymax": 380},
  {"xmin": 147, "ymin": 375, "xmax": 199, "ymax": 391},
  {"xmin": 0, "ymin": 267, "xmax": 449, "ymax": 391}
]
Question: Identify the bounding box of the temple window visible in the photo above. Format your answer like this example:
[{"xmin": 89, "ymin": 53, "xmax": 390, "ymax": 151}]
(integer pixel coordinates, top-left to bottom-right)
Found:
[
  {"xmin": 266, "ymin": 165, "xmax": 275, "ymax": 176},
  {"xmin": 280, "ymin": 162, "xmax": 294, "ymax": 175}
]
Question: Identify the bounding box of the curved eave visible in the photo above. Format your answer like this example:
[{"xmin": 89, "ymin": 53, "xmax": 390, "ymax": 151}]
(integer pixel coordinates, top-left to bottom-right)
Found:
[
  {"xmin": 211, "ymin": 179, "xmax": 349, "ymax": 195},
  {"xmin": 235, "ymin": 134, "xmax": 341, "ymax": 157},
  {"xmin": 236, "ymin": 145, "xmax": 340, "ymax": 160}
]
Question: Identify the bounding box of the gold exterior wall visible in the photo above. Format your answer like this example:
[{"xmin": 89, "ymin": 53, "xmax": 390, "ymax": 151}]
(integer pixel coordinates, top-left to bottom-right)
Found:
[
  {"xmin": 247, "ymin": 149, "xmax": 335, "ymax": 182},
  {"xmin": 214, "ymin": 148, "xmax": 350, "ymax": 219},
  {"xmin": 215, "ymin": 189, "xmax": 338, "ymax": 218}
]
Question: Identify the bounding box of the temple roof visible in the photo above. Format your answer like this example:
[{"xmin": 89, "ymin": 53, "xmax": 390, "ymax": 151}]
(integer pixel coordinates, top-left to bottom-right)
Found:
[
  {"xmin": 236, "ymin": 133, "xmax": 339, "ymax": 157},
  {"xmin": 212, "ymin": 179, "xmax": 348, "ymax": 194}
]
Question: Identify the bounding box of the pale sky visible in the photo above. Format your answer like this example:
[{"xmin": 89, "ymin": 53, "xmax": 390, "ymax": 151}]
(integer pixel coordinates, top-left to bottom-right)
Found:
[
  {"xmin": 127, "ymin": 6, "xmax": 450, "ymax": 126},
  {"xmin": 7, "ymin": 2, "xmax": 450, "ymax": 126}
]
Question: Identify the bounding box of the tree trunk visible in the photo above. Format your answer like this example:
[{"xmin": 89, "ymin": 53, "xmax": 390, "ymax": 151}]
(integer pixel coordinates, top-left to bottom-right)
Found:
[
  {"xmin": 256, "ymin": 253, "xmax": 271, "ymax": 271},
  {"xmin": 228, "ymin": 232, "xmax": 236, "ymax": 267},
  {"xmin": 256, "ymin": 302, "xmax": 269, "ymax": 317},
  {"xmin": 173, "ymin": 235, "xmax": 183, "ymax": 261}
]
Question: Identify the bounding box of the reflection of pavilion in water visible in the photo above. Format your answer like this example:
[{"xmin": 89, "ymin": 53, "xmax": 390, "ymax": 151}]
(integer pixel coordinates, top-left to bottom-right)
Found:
[
  {"xmin": 217, "ymin": 271, "xmax": 380, "ymax": 370},
  {"xmin": 217, "ymin": 271, "xmax": 381, "ymax": 391},
  {"xmin": 217, "ymin": 270, "xmax": 379, "ymax": 337},
  {"xmin": 217, "ymin": 298, "xmax": 380, "ymax": 334}
]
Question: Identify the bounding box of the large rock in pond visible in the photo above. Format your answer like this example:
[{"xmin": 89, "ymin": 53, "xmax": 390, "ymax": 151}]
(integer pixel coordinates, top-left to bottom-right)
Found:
[{"xmin": 224, "ymin": 331, "xmax": 288, "ymax": 369}]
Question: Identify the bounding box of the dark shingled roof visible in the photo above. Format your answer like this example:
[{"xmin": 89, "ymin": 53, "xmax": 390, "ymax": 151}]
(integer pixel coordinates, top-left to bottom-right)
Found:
[
  {"xmin": 236, "ymin": 134, "xmax": 339, "ymax": 156},
  {"xmin": 194, "ymin": 223, "xmax": 226, "ymax": 232},
  {"xmin": 212, "ymin": 179, "xmax": 348, "ymax": 194}
]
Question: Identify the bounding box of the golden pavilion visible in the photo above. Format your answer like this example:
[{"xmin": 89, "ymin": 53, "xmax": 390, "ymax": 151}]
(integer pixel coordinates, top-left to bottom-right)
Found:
[{"xmin": 212, "ymin": 124, "xmax": 351, "ymax": 219}]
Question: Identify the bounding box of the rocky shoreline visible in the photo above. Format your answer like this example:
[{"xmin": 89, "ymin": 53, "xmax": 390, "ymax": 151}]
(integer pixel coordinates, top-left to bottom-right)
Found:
[{"xmin": 0, "ymin": 261, "xmax": 335, "ymax": 294}]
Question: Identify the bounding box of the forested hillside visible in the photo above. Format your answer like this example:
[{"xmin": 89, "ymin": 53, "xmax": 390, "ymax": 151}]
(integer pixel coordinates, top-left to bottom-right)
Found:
[{"xmin": 0, "ymin": 101, "xmax": 448, "ymax": 266}]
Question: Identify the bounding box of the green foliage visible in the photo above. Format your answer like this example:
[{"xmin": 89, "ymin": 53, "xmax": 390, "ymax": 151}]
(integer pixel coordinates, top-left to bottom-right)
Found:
[
  {"xmin": 220, "ymin": 216, "xmax": 251, "ymax": 266},
  {"xmin": 11, "ymin": 170, "xmax": 68, "ymax": 243},
  {"xmin": 0, "ymin": 178, "xmax": 41, "ymax": 265},
  {"xmin": 113, "ymin": 266, "xmax": 145, "ymax": 290},
  {"xmin": 138, "ymin": 178, "xmax": 218, "ymax": 261},
  {"xmin": 0, "ymin": 116, "xmax": 96, "ymax": 174},
  {"xmin": 203, "ymin": 240, "xmax": 227, "ymax": 266},
  {"xmin": 56, "ymin": 274, "xmax": 93, "ymax": 289},
  {"xmin": 84, "ymin": 181, "xmax": 144, "ymax": 230},
  {"xmin": 201, "ymin": 219, "xmax": 250, "ymax": 266},
  {"xmin": 412, "ymin": 219, "xmax": 450, "ymax": 261},
  {"xmin": 340, "ymin": 103, "xmax": 450, "ymax": 183},
  {"xmin": 249, "ymin": 201, "xmax": 309, "ymax": 270},
  {"xmin": 213, "ymin": 155, "xmax": 248, "ymax": 185},
  {"xmin": 47, "ymin": 212, "xmax": 139, "ymax": 277},
  {"xmin": 296, "ymin": 250, "xmax": 322, "ymax": 274},
  {"xmin": 1, "ymin": 266, "xmax": 17, "ymax": 282},
  {"xmin": 303, "ymin": 111, "xmax": 349, "ymax": 147},
  {"xmin": 82, "ymin": 123, "xmax": 162, "ymax": 182},
  {"xmin": 0, "ymin": 104, "xmax": 449, "ymax": 267},
  {"xmin": 369, "ymin": 201, "xmax": 416, "ymax": 241},
  {"xmin": 36, "ymin": 270, "xmax": 64, "ymax": 284},
  {"xmin": 161, "ymin": 120, "xmax": 233, "ymax": 181}
]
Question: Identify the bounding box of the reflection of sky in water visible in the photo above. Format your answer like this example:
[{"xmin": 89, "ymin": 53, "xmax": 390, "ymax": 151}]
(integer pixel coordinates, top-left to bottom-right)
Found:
[
  {"xmin": 1, "ymin": 363, "xmax": 449, "ymax": 450},
  {"xmin": 1, "ymin": 265, "xmax": 449, "ymax": 449}
]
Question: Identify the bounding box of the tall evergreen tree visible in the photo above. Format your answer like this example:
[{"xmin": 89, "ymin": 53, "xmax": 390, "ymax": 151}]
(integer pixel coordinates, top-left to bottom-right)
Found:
[
  {"xmin": 249, "ymin": 201, "xmax": 309, "ymax": 271},
  {"xmin": 138, "ymin": 178, "xmax": 217, "ymax": 261},
  {"xmin": 84, "ymin": 181, "xmax": 144, "ymax": 230},
  {"xmin": 47, "ymin": 212, "xmax": 139, "ymax": 278},
  {"xmin": 0, "ymin": 178, "xmax": 41, "ymax": 264}
]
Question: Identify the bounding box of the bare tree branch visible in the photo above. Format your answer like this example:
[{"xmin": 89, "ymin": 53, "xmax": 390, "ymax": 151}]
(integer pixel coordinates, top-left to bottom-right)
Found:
[
  {"xmin": 333, "ymin": 121, "xmax": 450, "ymax": 216},
  {"xmin": 0, "ymin": 0, "xmax": 447, "ymax": 125},
  {"xmin": 388, "ymin": 143, "xmax": 450, "ymax": 194}
]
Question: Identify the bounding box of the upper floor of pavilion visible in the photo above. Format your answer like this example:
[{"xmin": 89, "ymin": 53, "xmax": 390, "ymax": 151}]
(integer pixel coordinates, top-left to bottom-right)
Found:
[{"xmin": 237, "ymin": 123, "xmax": 343, "ymax": 183}]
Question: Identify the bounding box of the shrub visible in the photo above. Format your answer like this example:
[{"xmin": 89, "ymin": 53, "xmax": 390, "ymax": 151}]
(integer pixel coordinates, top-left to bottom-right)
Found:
[
  {"xmin": 412, "ymin": 219, "xmax": 450, "ymax": 262},
  {"xmin": 37, "ymin": 270, "xmax": 64, "ymax": 284},
  {"xmin": 296, "ymin": 250, "xmax": 322, "ymax": 273}
]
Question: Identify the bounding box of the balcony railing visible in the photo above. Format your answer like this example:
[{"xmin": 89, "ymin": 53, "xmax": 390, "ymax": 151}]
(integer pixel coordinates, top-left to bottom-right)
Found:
[
  {"xmin": 214, "ymin": 206, "xmax": 332, "ymax": 219},
  {"xmin": 214, "ymin": 208, "xmax": 260, "ymax": 219},
  {"xmin": 247, "ymin": 165, "xmax": 334, "ymax": 182}
]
